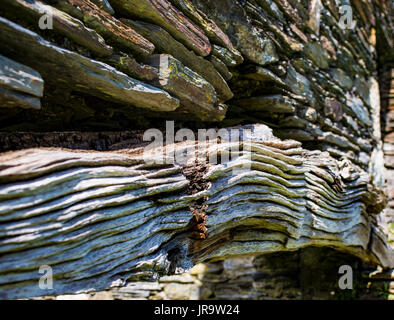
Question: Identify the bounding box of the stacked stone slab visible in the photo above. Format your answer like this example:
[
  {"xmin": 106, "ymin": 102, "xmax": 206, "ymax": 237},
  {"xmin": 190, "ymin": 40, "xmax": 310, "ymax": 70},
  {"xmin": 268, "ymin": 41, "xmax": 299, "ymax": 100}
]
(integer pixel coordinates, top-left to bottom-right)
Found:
[
  {"xmin": 381, "ymin": 67, "xmax": 394, "ymax": 245},
  {"xmin": 0, "ymin": 0, "xmax": 393, "ymax": 299},
  {"xmin": 0, "ymin": 0, "xmax": 390, "ymax": 142}
]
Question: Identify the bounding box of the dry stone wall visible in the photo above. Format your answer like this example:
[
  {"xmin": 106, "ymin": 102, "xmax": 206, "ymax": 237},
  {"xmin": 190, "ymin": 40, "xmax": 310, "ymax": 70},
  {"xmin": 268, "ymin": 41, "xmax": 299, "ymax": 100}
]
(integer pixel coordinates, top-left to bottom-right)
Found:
[
  {"xmin": 0, "ymin": 0, "xmax": 393, "ymax": 299},
  {"xmin": 381, "ymin": 67, "xmax": 394, "ymax": 245}
]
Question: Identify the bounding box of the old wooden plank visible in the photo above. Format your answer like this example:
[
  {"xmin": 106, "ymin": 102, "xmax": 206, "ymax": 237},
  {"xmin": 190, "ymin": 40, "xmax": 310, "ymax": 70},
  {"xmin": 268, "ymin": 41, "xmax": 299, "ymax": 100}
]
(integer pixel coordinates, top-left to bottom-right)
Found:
[{"xmin": 0, "ymin": 124, "xmax": 391, "ymax": 299}]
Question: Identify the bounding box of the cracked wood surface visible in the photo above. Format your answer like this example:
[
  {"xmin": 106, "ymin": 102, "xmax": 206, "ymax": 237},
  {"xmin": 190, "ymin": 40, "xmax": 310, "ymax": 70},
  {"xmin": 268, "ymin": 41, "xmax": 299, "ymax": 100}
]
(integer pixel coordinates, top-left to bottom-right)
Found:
[{"xmin": 0, "ymin": 124, "xmax": 392, "ymax": 299}]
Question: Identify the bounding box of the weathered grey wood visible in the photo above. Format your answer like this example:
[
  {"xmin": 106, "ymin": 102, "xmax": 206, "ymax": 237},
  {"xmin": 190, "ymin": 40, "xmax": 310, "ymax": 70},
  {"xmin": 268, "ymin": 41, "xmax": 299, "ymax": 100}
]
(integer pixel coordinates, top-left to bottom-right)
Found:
[{"xmin": 0, "ymin": 124, "xmax": 392, "ymax": 299}]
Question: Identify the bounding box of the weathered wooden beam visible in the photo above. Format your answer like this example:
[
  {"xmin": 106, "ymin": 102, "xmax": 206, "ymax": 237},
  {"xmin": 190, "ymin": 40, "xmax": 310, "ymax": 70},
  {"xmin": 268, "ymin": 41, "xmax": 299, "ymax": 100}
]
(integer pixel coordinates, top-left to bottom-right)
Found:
[{"xmin": 0, "ymin": 124, "xmax": 391, "ymax": 299}]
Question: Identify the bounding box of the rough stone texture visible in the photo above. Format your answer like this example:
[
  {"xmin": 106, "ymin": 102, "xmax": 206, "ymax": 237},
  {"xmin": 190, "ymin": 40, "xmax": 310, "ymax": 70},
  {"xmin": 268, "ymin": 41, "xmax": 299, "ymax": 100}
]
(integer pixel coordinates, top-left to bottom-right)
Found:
[
  {"xmin": 110, "ymin": 0, "xmax": 211, "ymax": 57},
  {"xmin": 0, "ymin": 17, "xmax": 179, "ymax": 112},
  {"xmin": 381, "ymin": 68, "xmax": 394, "ymax": 246},
  {"xmin": 48, "ymin": 0, "xmax": 155, "ymax": 57},
  {"xmin": 0, "ymin": 54, "xmax": 43, "ymax": 110},
  {"xmin": 144, "ymin": 54, "xmax": 223, "ymax": 121},
  {"xmin": 0, "ymin": 0, "xmax": 393, "ymax": 300},
  {"xmin": 0, "ymin": 131, "xmax": 146, "ymax": 153},
  {"xmin": 3, "ymin": 0, "xmax": 114, "ymax": 57},
  {"xmin": 121, "ymin": 19, "xmax": 234, "ymax": 103}
]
